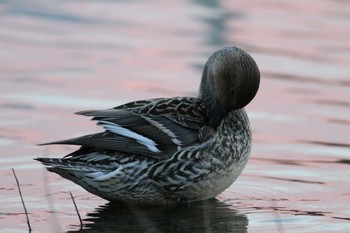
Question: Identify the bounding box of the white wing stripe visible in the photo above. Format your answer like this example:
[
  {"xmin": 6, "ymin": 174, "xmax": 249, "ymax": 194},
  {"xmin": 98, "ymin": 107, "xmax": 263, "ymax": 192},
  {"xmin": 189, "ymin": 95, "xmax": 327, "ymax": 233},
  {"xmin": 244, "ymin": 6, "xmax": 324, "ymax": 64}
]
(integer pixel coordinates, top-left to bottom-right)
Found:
[
  {"xmin": 98, "ymin": 120, "xmax": 160, "ymax": 153},
  {"xmin": 143, "ymin": 117, "xmax": 182, "ymax": 145}
]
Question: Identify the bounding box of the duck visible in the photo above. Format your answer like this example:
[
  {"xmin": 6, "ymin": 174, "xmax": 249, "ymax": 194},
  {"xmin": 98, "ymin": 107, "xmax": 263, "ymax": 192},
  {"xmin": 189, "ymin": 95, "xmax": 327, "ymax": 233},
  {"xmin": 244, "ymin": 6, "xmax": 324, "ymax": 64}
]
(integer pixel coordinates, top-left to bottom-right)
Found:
[{"xmin": 35, "ymin": 45, "xmax": 260, "ymax": 205}]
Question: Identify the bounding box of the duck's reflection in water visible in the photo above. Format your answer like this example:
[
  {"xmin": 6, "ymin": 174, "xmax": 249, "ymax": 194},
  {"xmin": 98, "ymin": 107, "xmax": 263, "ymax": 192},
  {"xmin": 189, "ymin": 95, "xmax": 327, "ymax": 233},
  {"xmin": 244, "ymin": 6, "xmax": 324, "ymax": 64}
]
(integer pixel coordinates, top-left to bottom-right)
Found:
[{"xmin": 68, "ymin": 199, "xmax": 248, "ymax": 233}]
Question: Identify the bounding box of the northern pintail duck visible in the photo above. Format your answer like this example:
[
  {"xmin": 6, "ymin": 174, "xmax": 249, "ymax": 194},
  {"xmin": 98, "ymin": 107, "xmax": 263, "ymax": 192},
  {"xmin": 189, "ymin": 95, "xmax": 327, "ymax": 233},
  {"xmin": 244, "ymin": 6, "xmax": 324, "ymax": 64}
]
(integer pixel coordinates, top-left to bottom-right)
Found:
[{"xmin": 36, "ymin": 46, "xmax": 260, "ymax": 205}]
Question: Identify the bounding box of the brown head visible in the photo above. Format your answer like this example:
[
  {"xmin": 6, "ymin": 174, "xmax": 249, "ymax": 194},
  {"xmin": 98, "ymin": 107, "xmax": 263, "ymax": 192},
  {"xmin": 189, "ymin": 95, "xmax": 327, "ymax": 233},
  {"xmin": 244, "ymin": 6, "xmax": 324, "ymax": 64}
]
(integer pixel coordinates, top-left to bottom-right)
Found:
[{"xmin": 198, "ymin": 46, "xmax": 260, "ymax": 127}]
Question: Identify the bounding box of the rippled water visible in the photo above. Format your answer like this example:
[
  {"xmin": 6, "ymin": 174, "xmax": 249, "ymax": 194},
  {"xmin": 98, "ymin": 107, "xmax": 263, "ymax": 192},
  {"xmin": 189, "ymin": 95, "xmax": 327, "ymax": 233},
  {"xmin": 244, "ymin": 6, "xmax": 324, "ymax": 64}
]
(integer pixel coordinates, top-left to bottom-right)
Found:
[{"xmin": 1, "ymin": 0, "xmax": 350, "ymax": 232}]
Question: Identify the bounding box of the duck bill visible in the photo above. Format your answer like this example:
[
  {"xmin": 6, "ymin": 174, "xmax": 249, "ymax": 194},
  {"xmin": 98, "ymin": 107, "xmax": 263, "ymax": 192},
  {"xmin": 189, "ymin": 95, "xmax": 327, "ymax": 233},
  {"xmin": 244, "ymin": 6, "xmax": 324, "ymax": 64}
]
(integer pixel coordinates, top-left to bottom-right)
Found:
[{"xmin": 207, "ymin": 103, "xmax": 227, "ymax": 128}]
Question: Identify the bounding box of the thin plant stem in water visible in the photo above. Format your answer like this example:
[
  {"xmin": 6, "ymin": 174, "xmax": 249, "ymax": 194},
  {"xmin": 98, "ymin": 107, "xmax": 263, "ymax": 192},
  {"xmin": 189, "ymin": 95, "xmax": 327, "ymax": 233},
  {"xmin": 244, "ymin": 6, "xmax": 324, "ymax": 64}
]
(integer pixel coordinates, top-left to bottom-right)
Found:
[
  {"xmin": 12, "ymin": 168, "xmax": 32, "ymax": 232},
  {"xmin": 69, "ymin": 191, "xmax": 83, "ymax": 230}
]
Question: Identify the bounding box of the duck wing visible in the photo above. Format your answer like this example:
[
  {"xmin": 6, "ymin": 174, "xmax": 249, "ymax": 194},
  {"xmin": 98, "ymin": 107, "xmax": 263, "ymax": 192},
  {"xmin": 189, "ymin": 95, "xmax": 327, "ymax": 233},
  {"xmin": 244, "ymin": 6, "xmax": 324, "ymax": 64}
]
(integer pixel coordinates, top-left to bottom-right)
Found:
[{"xmin": 41, "ymin": 97, "xmax": 209, "ymax": 160}]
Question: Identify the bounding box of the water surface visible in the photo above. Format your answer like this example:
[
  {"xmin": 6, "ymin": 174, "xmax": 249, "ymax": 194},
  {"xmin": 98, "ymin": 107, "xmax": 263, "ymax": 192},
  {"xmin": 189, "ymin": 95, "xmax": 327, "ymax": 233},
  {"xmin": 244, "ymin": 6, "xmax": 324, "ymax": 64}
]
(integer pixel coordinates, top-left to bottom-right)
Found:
[{"xmin": 1, "ymin": 0, "xmax": 350, "ymax": 232}]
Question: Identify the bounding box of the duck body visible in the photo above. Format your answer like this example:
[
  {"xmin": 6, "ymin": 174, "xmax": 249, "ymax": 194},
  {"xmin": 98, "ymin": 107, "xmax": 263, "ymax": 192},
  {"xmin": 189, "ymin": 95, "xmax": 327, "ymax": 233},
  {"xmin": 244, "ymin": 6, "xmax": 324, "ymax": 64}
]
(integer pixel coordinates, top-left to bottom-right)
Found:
[{"xmin": 36, "ymin": 46, "xmax": 259, "ymax": 205}]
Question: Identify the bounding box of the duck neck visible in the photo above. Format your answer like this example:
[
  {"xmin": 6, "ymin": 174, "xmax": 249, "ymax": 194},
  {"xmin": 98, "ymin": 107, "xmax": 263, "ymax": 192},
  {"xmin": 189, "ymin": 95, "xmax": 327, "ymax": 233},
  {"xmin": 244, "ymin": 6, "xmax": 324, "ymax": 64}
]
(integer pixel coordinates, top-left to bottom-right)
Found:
[
  {"xmin": 199, "ymin": 73, "xmax": 229, "ymax": 128},
  {"xmin": 216, "ymin": 109, "xmax": 251, "ymax": 136}
]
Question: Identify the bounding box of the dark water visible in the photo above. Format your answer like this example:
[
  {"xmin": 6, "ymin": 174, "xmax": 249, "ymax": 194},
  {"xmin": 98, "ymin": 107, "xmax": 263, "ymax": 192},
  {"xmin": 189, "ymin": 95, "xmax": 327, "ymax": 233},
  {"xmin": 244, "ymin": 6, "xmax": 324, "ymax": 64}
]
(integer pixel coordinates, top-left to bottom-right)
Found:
[
  {"xmin": 1, "ymin": 0, "xmax": 350, "ymax": 232},
  {"xmin": 66, "ymin": 200, "xmax": 249, "ymax": 233}
]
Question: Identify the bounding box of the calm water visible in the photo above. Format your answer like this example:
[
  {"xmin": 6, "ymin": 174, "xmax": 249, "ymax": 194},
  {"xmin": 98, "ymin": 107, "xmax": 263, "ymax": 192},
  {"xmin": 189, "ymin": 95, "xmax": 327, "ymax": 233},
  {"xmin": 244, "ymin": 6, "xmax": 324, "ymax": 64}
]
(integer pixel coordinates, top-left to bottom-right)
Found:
[{"xmin": 1, "ymin": 0, "xmax": 350, "ymax": 232}]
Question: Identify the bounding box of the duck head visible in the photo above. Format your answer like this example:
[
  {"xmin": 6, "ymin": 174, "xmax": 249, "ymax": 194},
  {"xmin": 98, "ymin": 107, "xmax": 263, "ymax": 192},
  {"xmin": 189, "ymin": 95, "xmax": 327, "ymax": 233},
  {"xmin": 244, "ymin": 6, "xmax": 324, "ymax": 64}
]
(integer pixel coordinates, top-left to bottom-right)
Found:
[{"xmin": 198, "ymin": 46, "xmax": 260, "ymax": 128}]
